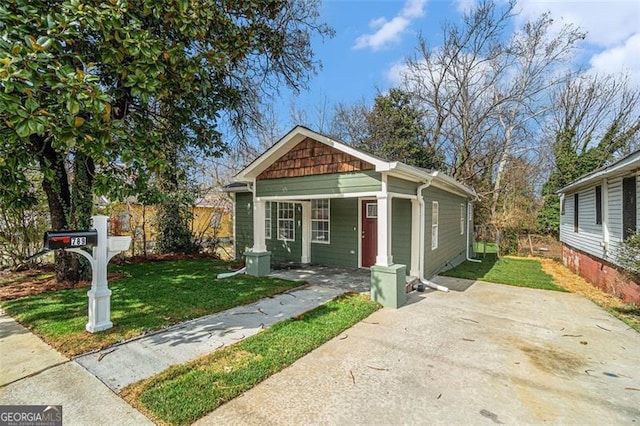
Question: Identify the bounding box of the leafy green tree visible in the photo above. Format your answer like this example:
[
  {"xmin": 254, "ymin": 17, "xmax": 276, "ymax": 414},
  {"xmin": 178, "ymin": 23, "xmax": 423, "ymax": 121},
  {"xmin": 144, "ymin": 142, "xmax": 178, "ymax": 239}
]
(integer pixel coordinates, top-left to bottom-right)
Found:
[
  {"xmin": 0, "ymin": 0, "xmax": 331, "ymax": 280},
  {"xmin": 538, "ymin": 75, "xmax": 640, "ymax": 234},
  {"xmin": 359, "ymin": 88, "xmax": 444, "ymax": 169}
]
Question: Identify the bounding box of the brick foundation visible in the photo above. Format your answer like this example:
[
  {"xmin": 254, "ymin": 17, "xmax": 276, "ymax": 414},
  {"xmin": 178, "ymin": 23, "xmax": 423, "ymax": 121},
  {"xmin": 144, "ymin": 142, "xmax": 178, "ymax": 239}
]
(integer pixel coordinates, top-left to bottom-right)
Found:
[{"xmin": 562, "ymin": 244, "xmax": 640, "ymax": 305}]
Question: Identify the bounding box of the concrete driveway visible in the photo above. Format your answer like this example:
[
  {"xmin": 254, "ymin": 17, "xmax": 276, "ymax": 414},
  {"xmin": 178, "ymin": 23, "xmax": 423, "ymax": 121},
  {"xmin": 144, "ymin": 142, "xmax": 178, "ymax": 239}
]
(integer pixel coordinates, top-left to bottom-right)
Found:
[{"xmin": 198, "ymin": 277, "xmax": 640, "ymax": 425}]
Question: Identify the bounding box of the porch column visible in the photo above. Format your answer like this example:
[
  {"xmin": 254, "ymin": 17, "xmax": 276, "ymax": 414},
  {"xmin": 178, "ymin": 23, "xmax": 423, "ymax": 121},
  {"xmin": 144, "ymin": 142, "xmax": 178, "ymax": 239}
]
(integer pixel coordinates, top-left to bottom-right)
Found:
[
  {"xmin": 410, "ymin": 199, "xmax": 421, "ymax": 277},
  {"xmin": 375, "ymin": 193, "xmax": 392, "ymax": 266},
  {"xmin": 252, "ymin": 199, "xmax": 267, "ymax": 252},
  {"xmin": 245, "ymin": 198, "xmax": 270, "ymax": 276},
  {"xmin": 370, "ymin": 189, "xmax": 406, "ymax": 309},
  {"xmin": 301, "ymin": 201, "xmax": 311, "ymax": 264}
]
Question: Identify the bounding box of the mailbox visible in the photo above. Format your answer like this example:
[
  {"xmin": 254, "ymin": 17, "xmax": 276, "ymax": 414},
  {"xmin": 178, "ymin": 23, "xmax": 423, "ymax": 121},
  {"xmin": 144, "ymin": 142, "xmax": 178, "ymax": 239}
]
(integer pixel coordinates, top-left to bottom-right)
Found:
[{"xmin": 43, "ymin": 230, "xmax": 98, "ymax": 250}]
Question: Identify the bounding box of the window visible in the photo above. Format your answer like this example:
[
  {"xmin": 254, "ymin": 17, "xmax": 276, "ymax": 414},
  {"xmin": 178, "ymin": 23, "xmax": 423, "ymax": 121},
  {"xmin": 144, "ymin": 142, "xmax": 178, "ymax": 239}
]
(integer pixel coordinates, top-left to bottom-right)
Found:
[
  {"xmin": 312, "ymin": 199, "xmax": 330, "ymax": 243},
  {"xmin": 366, "ymin": 203, "xmax": 377, "ymax": 218},
  {"xmin": 460, "ymin": 203, "xmax": 465, "ymax": 235},
  {"xmin": 431, "ymin": 201, "xmax": 439, "ymax": 250},
  {"xmin": 573, "ymin": 193, "xmax": 579, "ymax": 233},
  {"xmin": 278, "ymin": 202, "xmax": 295, "ymax": 241},
  {"xmin": 561, "ymin": 197, "xmax": 565, "ymax": 215},
  {"xmin": 595, "ymin": 185, "xmax": 602, "ymax": 225},
  {"xmin": 623, "ymin": 176, "xmax": 637, "ymax": 240},
  {"xmin": 265, "ymin": 202, "xmax": 272, "ymax": 239}
]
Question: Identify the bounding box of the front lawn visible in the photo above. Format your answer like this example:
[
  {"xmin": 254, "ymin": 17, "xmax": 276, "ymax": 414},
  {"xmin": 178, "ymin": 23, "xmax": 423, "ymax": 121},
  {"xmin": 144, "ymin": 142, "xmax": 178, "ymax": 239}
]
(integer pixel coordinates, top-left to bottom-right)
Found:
[
  {"xmin": 442, "ymin": 254, "xmax": 565, "ymax": 292},
  {"xmin": 122, "ymin": 293, "xmax": 380, "ymax": 425},
  {"xmin": 1, "ymin": 259, "xmax": 302, "ymax": 356}
]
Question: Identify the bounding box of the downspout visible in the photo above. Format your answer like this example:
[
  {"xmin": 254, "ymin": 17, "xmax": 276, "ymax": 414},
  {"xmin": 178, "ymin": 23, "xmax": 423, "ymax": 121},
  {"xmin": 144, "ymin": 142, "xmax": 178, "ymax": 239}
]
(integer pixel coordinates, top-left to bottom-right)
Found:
[
  {"xmin": 416, "ymin": 177, "xmax": 450, "ymax": 292},
  {"xmin": 466, "ymin": 201, "xmax": 481, "ymax": 263}
]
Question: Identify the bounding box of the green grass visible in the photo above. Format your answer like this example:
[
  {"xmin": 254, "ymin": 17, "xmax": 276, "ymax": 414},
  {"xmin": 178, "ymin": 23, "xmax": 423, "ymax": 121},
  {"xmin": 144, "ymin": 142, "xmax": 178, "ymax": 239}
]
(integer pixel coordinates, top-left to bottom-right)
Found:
[
  {"xmin": 473, "ymin": 241, "xmax": 497, "ymax": 254},
  {"xmin": 122, "ymin": 293, "xmax": 380, "ymax": 425},
  {"xmin": 1, "ymin": 259, "xmax": 301, "ymax": 356},
  {"xmin": 442, "ymin": 254, "xmax": 565, "ymax": 292}
]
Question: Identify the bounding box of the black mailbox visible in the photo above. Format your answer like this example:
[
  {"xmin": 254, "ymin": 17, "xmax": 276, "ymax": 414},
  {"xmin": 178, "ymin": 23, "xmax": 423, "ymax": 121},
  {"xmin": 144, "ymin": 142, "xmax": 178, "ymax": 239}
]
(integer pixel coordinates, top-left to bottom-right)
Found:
[{"xmin": 43, "ymin": 230, "xmax": 98, "ymax": 250}]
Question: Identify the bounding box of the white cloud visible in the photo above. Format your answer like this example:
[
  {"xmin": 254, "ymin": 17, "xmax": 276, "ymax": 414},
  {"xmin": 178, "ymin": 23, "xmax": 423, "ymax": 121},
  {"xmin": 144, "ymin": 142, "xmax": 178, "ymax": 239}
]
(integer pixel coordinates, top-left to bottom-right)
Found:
[
  {"xmin": 515, "ymin": 0, "xmax": 639, "ymax": 47},
  {"xmin": 353, "ymin": 0, "xmax": 428, "ymax": 51},
  {"xmin": 589, "ymin": 33, "xmax": 640, "ymax": 86},
  {"xmin": 453, "ymin": 0, "xmax": 477, "ymax": 14}
]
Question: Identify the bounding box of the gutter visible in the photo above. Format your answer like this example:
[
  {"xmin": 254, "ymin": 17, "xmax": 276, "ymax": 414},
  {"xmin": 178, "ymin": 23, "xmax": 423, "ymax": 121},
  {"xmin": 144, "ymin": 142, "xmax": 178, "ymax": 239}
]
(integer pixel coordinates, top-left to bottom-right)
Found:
[
  {"xmin": 416, "ymin": 179, "xmax": 450, "ymax": 292},
  {"xmin": 466, "ymin": 201, "xmax": 481, "ymax": 263}
]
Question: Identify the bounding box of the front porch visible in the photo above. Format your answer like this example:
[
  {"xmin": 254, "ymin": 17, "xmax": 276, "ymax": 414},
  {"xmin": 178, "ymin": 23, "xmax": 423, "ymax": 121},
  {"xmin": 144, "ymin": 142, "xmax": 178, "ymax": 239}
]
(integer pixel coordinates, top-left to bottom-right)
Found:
[{"xmin": 269, "ymin": 264, "xmax": 419, "ymax": 295}]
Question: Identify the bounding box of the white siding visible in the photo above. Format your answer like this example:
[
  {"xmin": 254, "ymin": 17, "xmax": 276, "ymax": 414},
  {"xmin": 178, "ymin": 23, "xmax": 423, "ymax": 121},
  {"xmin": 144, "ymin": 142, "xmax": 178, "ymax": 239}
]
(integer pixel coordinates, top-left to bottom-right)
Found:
[
  {"xmin": 560, "ymin": 174, "xmax": 640, "ymax": 266},
  {"xmin": 560, "ymin": 186, "xmax": 604, "ymax": 259},
  {"xmin": 607, "ymin": 177, "xmax": 623, "ymax": 261}
]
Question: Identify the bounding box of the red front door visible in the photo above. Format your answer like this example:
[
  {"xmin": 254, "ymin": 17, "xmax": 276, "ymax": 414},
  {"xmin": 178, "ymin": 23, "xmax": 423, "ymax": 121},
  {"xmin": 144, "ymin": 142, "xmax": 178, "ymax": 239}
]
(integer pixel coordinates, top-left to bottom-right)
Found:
[{"xmin": 361, "ymin": 200, "xmax": 378, "ymax": 267}]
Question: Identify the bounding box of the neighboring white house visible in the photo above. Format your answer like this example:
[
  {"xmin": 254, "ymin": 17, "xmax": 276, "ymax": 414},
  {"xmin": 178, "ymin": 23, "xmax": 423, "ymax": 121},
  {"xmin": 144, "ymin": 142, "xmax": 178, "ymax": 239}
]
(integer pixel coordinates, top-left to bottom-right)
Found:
[{"xmin": 557, "ymin": 150, "xmax": 640, "ymax": 304}]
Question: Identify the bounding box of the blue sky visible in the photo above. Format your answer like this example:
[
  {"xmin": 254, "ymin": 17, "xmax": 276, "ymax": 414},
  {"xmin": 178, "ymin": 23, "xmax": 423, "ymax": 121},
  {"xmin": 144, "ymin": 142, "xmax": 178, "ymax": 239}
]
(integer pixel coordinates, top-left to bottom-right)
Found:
[{"xmin": 277, "ymin": 0, "xmax": 640, "ymax": 130}]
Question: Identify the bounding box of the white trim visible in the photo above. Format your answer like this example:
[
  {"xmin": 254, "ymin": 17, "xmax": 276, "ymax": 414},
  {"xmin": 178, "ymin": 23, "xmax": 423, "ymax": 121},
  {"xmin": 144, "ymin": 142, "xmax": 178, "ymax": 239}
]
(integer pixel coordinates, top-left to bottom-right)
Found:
[
  {"xmin": 311, "ymin": 199, "xmax": 330, "ymax": 244},
  {"xmin": 236, "ymin": 126, "xmax": 389, "ymax": 180},
  {"xmin": 602, "ymin": 178, "xmax": 609, "ymax": 256},
  {"xmin": 252, "ymin": 199, "xmax": 267, "ymax": 252},
  {"xmin": 431, "ymin": 201, "xmax": 439, "ymax": 251},
  {"xmin": 558, "ymin": 150, "xmax": 640, "ymax": 194},
  {"xmin": 277, "ymin": 202, "xmax": 295, "ymax": 242},
  {"xmin": 301, "ymin": 201, "xmax": 311, "ymax": 263},
  {"xmin": 460, "ymin": 203, "xmax": 465, "ymax": 235},
  {"xmin": 264, "ymin": 201, "xmax": 272, "ymax": 240},
  {"xmin": 375, "ymin": 192, "xmax": 393, "ymax": 266},
  {"xmin": 230, "ymin": 192, "xmax": 237, "ymax": 258},
  {"xmin": 410, "ymin": 199, "xmax": 421, "ymax": 277},
  {"xmin": 256, "ymin": 191, "xmax": 381, "ymax": 202},
  {"xmin": 233, "ymin": 126, "xmax": 477, "ymax": 201}
]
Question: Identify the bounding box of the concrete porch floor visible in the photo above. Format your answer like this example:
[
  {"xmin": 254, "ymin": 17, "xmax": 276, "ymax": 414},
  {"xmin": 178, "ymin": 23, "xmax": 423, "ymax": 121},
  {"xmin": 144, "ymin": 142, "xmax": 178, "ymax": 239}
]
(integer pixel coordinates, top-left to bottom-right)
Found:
[{"xmin": 269, "ymin": 265, "xmax": 417, "ymax": 294}]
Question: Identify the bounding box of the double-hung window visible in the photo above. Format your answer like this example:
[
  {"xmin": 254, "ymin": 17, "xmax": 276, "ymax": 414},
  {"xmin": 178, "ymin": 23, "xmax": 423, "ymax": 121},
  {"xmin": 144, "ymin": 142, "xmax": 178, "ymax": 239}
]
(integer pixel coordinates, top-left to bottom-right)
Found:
[
  {"xmin": 278, "ymin": 202, "xmax": 295, "ymax": 241},
  {"xmin": 265, "ymin": 201, "xmax": 272, "ymax": 239},
  {"xmin": 431, "ymin": 201, "xmax": 439, "ymax": 250},
  {"xmin": 311, "ymin": 199, "xmax": 330, "ymax": 243}
]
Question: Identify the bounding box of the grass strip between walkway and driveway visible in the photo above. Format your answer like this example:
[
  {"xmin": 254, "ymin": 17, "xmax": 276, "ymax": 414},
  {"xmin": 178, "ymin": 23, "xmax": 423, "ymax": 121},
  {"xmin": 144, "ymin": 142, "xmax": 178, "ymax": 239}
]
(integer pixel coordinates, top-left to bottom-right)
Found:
[
  {"xmin": 121, "ymin": 293, "xmax": 380, "ymax": 426},
  {"xmin": 442, "ymin": 254, "xmax": 565, "ymax": 292},
  {"xmin": 1, "ymin": 259, "xmax": 302, "ymax": 356}
]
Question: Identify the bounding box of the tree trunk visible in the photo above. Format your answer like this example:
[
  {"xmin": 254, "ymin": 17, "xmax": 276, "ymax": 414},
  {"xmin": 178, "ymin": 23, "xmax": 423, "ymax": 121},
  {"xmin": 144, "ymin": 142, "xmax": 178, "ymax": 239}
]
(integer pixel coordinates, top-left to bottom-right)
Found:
[
  {"xmin": 70, "ymin": 152, "xmax": 95, "ymax": 281},
  {"xmin": 31, "ymin": 135, "xmax": 78, "ymax": 282}
]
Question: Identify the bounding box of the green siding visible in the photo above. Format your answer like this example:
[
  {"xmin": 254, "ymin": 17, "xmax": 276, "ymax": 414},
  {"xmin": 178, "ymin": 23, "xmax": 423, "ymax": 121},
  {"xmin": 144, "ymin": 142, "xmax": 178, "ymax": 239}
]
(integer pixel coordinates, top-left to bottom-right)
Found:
[
  {"xmin": 392, "ymin": 198, "xmax": 412, "ymax": 274},
  {"xmin": 388, "ymin": 176, "xmax": 419, "ymax": 195},
  {"xmin": 266, "ymin": 202, "xmax": 302, "ymax": 263},
  {"xmin": 423, "ymin": 186, "xmax": 467, "ymax": 278},
  {"xmin": 234, "ymin": 192, "xmax": 253, "ymax": 258},
  {"xmin": 234, "ymin": 194, "xmax": 302, "ymax": 263},
  {"xmin": 311, "ymin": 198, "xmax": 358, "ymax": 267},
  {"xmin": 256, "ymin": 171, "xmax": 381, "ymax": 197}
]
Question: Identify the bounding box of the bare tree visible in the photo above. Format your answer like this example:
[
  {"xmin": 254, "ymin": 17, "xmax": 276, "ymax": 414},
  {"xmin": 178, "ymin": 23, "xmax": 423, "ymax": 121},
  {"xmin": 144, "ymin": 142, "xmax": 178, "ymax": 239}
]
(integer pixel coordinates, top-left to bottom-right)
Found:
[{"xmin": 400, "ymin": 0, "xmax": 584, "ymax": 227}]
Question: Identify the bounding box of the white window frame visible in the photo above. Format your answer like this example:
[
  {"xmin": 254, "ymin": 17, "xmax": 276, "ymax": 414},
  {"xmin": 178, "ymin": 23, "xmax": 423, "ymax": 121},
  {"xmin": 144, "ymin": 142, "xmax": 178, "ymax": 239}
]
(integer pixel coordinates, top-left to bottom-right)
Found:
[
  {"xmin": 460, "ymin": 203, "xmax": 465, "ymax": 235},
  {"xmin": 431, "ymin": 201, "xmax": 439, "ymax": 250},
  {"xmin": 265, "ymin": 201, "xmax": 272, "ymax": 240},
  {"xmin": 311, "ymin": 199, "xmax": 330, "ymax": 244},
  {"xmin": 277, "ymin": 202, "xmax": 295, "ymax": 241},
  {"xmin": 366, "ymin": 203, "xmax": 377, "ymax": 218}
]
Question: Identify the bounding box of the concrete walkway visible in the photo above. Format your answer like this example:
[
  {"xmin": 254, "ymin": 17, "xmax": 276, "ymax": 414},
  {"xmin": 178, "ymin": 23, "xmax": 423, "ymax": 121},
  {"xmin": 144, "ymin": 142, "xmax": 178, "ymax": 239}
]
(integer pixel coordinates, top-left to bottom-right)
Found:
[
  {"xmin": 198, "ymin": 277, "xmax": 640, "ymax": 425},
  {"xmin": 75, "ymin": 285, "xmax": 344, "ymax": 391},
  {"xmin": 0, "ymin": 313, "xmax": 150, "ymax": 426}
]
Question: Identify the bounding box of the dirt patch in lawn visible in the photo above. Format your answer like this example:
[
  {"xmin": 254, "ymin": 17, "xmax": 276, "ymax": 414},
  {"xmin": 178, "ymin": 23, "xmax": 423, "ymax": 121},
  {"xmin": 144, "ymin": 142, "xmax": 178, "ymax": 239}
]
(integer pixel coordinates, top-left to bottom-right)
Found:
[
  {"xmin": 0, "ymin": 269, "xmax": 127, "ymax": 301},
  {"xmin": 535, "ymin": 257, "xmax": 639, "ymax": 331}
]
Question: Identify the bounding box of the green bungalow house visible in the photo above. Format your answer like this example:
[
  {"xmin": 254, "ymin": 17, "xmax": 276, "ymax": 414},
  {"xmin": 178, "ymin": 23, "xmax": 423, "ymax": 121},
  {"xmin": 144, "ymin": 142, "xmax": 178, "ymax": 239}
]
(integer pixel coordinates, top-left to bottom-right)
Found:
[{"xmin": 225, "ymin": 126, "xmax": 477, "ymax": 308}]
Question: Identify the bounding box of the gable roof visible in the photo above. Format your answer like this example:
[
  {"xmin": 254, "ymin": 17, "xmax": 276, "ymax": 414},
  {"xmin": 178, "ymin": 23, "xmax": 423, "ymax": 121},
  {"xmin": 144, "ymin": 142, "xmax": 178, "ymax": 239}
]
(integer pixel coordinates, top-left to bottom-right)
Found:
[
  {"xmin": 557, "ymin": 150, "xmax": 640, "ymax": 194},
  {"xmin": 233, "ymin": 125, "xmax": 477, "ymax": 199}
]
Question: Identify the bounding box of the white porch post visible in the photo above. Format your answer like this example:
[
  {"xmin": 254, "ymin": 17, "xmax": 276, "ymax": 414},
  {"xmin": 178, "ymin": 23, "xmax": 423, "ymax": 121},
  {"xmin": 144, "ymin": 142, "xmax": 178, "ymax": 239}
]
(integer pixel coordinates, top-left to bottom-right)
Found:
[
  {"xmin": 410, "ymin": 199, "xmax": 421, "ymax": 277},
  {"xmin": 301, "ymin": 201, "xmax": 311, "ymax": 264},
  {"xmin": 252, "ymin": 199, "xmax": 267, "ymax": 252},
  {"xmin": 376, "ymin": 193, "xmax": 393, "ymax": 266}
]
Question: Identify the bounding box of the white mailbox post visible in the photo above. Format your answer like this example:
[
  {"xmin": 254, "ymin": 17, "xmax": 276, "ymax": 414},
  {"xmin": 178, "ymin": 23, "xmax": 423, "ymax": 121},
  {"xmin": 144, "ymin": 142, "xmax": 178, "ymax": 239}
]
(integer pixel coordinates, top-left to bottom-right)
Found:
[{"xmin": 67, "ymin": 215, "xmax": 131, "ymax": 333}]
